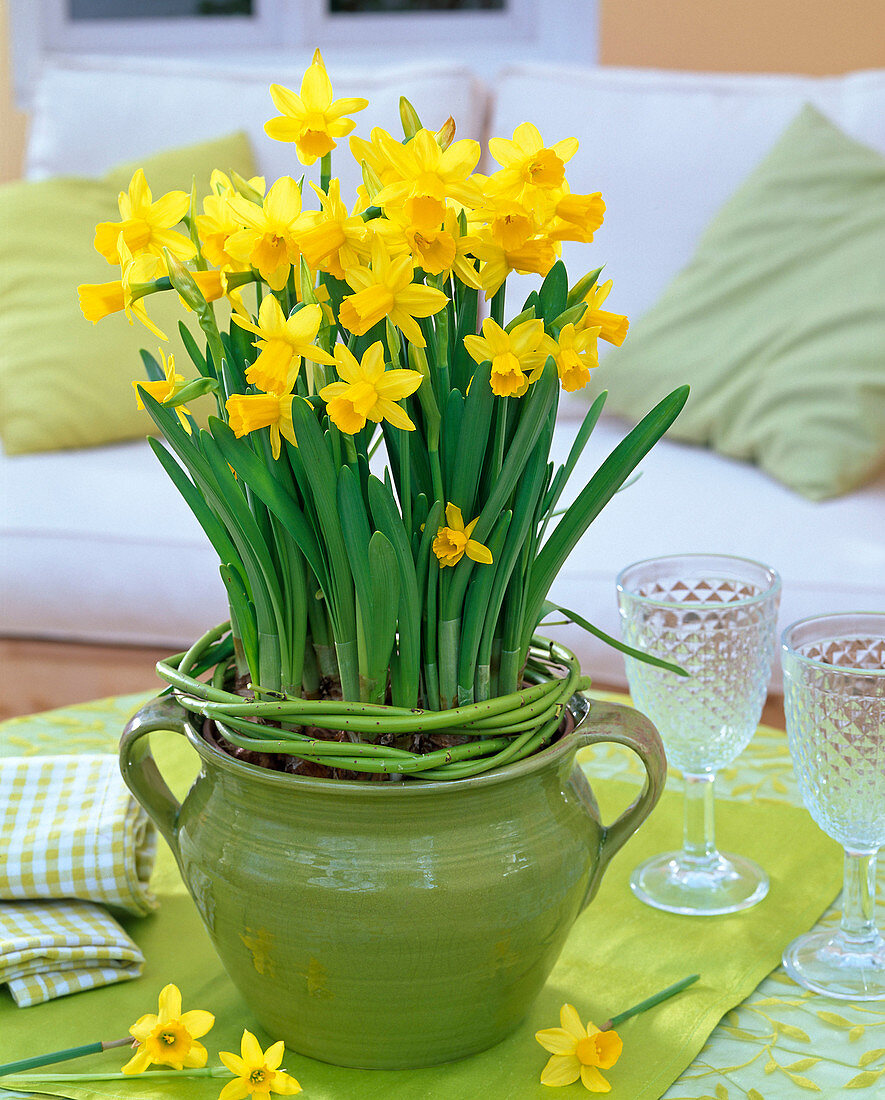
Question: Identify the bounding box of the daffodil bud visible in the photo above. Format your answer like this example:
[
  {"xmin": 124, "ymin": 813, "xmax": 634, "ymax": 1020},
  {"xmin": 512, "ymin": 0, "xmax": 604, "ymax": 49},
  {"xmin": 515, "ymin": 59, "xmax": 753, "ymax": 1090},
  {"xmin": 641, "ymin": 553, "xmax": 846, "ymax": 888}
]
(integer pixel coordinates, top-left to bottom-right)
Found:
[
  {"xmin": 385, "ymin": 319, "xmax": 403, "ymax": 367},
  {"xmin": 400, "ymin": 96, "xmax": 423, "ymax": 140},
  {"xmin": 360, "ymin": 160, "xmax": 384, "ymax": 204},
  {"xmin": 229, "ymin": 170, "xmax": 265, "ymax": 204},
  {"xmin": 565, "ymin": 266, "xmax": 604, "ymax": 307},
  {"xmin": 407, "ymin": 343, "xmax": 430, "ymax": 379},
  {"xmin": 504, "ymin": 306, "xmax": 537, "ymax": 333},
  {"xmin": 183, "ymin": 177, "xmax": 206, "ymax": 267},
  {"xmin": 299, "ymin": 257, "xmax": 318, "ymax": 306},
  {"xmin": 550, "ymin": 301, "xmax": 588, "ymax": 333},
  {"xmin": 435, "ymin": 116, "xmax": 456, "ymax": 150},
  {"xmin": 164, "ymin": 251, "xmax": 206, "ymax": 314},
  {"xmin": 165, "ymin": 376, "xmax": 219, "ymax": 406}
]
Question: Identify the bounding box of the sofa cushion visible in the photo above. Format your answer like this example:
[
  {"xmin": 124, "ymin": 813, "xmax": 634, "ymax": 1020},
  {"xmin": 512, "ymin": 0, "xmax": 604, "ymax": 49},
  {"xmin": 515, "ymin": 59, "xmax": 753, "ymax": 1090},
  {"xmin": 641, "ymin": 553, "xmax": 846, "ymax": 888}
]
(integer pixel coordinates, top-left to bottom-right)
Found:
[
  {"xmin": 3, "ymin": 423, "xmax": 883, "ymax": 692},
  {"xmin": 489, "ymin": 64, "xmax": 885, "ymax": 355},
  {"xmin": 0, "ymin": 441, "xmax": 228, "ymax": 649},
  {"xmin": 588, "ymin": 105, "xmax": 885, "ymax": 500},
  {"xmin": 542, "ymin": 419, "xmax": 885, "ymax": 690},
  {"xmin": 26, "ymin": 54, "xmax": 489, "ymax": 201},
  {"xmin": 0, "ymin": 131, "xmax": 256, "ymax": 456}
]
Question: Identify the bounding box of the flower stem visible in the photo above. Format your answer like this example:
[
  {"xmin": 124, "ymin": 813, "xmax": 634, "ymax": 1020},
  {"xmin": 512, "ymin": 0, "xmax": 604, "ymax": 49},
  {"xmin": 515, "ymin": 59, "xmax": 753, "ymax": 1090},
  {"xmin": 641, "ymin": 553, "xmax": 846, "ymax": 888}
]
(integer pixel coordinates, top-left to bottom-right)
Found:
[
  {"xmin": 601, "ymin": 973, "xmax": 700, "ymax": 1031},
  {"xmin": 0, "ymin": 1038, "xmax": 132, "ymax": 1078},
  {"xmin": 5, "ymin": 1067, "xmax": 230, "ymax": 1082}
]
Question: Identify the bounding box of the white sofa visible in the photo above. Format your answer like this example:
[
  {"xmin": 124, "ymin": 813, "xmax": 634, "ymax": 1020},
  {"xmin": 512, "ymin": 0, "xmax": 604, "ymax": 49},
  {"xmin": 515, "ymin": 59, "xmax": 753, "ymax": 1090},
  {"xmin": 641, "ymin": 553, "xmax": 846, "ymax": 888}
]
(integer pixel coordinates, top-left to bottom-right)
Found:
[{"xmin": 2, "ymin": 55, "xmax": 884, "ymax": 690}]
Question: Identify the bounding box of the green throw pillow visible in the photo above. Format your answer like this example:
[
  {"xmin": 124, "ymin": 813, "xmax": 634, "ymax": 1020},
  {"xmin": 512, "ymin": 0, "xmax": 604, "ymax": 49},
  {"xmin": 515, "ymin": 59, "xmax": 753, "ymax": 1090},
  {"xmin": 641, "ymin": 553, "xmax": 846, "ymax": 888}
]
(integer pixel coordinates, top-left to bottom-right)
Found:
[
  {"xmin": 591, "ymin": 105, "xmax": 885, "ymax": 500},
  {"xmin": 0, "ymin": 131, "xmax": 256, "ymax": 455}
]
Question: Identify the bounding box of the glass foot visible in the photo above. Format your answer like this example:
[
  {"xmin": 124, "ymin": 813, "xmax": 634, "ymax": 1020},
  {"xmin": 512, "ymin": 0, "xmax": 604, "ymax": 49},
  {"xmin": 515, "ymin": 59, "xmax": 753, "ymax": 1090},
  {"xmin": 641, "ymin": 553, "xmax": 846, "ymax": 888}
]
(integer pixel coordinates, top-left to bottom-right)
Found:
[
  {"xmin": 783, "ymin": 929, "xmax": 885, "ymax": 1001},
  {"xmin": 630, "ymin": 850, "xmax": 769, "ymax": 916}
]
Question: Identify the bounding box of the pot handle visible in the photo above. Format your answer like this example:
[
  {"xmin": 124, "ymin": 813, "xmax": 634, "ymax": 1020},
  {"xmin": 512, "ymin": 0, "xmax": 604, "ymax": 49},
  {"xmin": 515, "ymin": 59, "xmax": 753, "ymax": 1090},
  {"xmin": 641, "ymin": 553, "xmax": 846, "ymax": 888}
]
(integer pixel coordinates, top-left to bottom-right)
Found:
[
  {"xmin": 119, "ymin": 695, "xmax": 193, "ymax": 868},
  {"xmin": 572, "ymin": 699, "xmax": 667, "ymax": 910}
]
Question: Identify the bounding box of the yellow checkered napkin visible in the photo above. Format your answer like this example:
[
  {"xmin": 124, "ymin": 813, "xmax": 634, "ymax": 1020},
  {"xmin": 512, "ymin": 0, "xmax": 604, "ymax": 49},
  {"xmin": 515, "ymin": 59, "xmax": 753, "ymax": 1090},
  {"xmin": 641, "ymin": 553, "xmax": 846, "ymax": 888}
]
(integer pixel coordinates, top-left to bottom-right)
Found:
[
  {"xmin": 0, "ymin": 754, "xmax": 158, "ymax": 915},
  {"xmin": 0, "ymin": 898, "xmax": 144, "ymax": 1007}
]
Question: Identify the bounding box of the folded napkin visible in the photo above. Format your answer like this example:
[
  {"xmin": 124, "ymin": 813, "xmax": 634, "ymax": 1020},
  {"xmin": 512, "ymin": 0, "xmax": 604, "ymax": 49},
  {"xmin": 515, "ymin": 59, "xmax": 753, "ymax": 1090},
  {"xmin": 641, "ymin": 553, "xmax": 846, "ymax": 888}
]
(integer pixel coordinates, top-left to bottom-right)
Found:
[
  {"xmin": 0, "ymin": 754, "xmax": 157, "ymax": 915},
  {"xmin": 0, "ymin": 898, "xmax": 144, "ymax": 1007}
]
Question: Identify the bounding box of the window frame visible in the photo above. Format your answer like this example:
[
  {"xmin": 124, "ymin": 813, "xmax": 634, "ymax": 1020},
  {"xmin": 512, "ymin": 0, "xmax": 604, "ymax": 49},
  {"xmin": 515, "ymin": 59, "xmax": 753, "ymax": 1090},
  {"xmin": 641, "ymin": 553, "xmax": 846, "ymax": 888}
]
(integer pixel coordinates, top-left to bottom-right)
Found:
[
  {"xmin": 10, "ymin": 0, "xmax": 541, "ymax": 106},
  {"xmin": 301, "ymin": 0, "xmax": 535, "ymax": 48}
]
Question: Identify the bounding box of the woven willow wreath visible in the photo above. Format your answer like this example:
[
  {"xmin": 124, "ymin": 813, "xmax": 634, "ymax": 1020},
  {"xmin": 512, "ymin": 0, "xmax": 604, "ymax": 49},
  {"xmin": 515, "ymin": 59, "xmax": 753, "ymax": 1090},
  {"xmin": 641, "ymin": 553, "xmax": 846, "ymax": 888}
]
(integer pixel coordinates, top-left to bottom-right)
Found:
[{"xmin": 156, "ymin": 622, "xmax": 591, "ymax": 780}]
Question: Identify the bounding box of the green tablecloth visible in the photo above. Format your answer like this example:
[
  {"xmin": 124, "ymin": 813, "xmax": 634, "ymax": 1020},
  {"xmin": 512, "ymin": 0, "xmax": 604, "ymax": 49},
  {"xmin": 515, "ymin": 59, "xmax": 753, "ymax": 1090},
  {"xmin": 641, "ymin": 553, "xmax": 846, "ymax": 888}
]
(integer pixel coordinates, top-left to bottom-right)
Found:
[{"xmin": 1, "ymin": 692, "xmax": 883, "ymax": 1098}]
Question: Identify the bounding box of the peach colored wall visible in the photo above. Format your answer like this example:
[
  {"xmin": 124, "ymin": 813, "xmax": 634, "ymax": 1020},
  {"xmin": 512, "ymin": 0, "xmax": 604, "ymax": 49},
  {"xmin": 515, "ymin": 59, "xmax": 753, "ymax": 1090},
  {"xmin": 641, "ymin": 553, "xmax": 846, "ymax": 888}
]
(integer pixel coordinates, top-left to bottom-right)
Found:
[
  {"xmin": 1, "ymin": 0, "xmax": 27, "ymax": 183},
  {"xmin": 599, "ymin": 0, "xmax": 885, "ymax": 75}
]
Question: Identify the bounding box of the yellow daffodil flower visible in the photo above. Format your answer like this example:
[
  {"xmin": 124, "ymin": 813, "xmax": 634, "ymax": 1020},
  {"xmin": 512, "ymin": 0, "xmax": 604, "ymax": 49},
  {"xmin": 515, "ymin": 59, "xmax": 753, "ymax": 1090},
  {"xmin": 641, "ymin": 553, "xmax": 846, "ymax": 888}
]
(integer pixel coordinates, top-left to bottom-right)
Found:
[
  {"xmin": 196, "ymin": 170, "xmax": 267, "ymax": 271},
  {"xmin": 218, "ymin": 1029, "xmax": 301, "ymax": 1100},
  {"xmin": 487, "ymin": 122, "xmax": 579, "ymax": 200},
  {"xmin": 578, "ymin": 279, "xmax": 630, "ymax": 346},
  {"xmin": 339, "ymin": 239, "xmax": 448, "ymax": 347},
  {"xmin": 132, "ymin": 349, "xmax": 194, "ymax": 433},
  {"xmin": 94, "ymin": 169, "xmax": 194, "ymax": 269},
  {"xmin": 233, "ymin": 297, "xmax": 335, "ymax": 394},
  {"xmin": 373, "ymin": 207, "xmax": 482, "ymax": 289},
  {"xmin": 468, "ymin": 234, "xmax": 557, "ymax": 300},
  {"xmin": 78, "ymin": 279, "xmax": 126, "ymax": 323},
  {"xmin": 319, "ymin": 340, "xmax": 423, "ymax": 433},
  {"xmin": 350, "ymin": 129, "xmax": 403, "ymax": 190},
  {"xmin": 118, "ymin": 233, "xmax": 169, "ymax": 341},
  {"xmin": 122, "ymin": 983, "xmax": 214, "ymax": 1074},
  {"xmin": 473, "ymin": 194, "xmax": 539, "ymax": 252},
  {"xmin": 191, "ymin": 269, "xmax": 226, "ymax": 303},
  {"xmin": 264, "ymin": 48, "xmax": 368, "ymax": 165},
  {"xmin": 535, "ymin": 1004, "xmax": 623, "ymax": 1092},
  {"xmin": 226, "ymin": 388, "xmax": 297, "ymax": 461},
  {"xmin": 297, "ymin": 179, "xmax": 371, "ymax": 279},
  {"xmin": 433, "ymin": 503, "xmax": 493, "ymax": 568},
  {"xmin": 544, "ymin": 323, "xmax": 601, "ymax": 392},
  {"xmin": 225, "ymin": 176, "xmax": 310, "ymax": 292},
  {"xmin": 548, "ymin": 186, "xmax": 606, "ymax": 244},
  {"xmin": 197, "ymin": 200, "xmax": 254, "ymax": 274},
  {"xmin": 463, "ymin": 317, "xmax": 549, "ymax": 398},
  {"xmin": 78, "ymin": 266, "xmax": 222, "ymax": 334},
  {"xmin": 372, "ymin": 128, "xmax": 483, "ymax": 231}
]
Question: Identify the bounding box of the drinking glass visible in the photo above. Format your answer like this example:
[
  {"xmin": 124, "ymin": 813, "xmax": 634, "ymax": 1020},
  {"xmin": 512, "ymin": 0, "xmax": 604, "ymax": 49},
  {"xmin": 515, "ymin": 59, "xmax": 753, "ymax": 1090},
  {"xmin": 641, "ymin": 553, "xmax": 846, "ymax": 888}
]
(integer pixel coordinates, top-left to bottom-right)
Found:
[
  {"xmin": 617, "ymin": 554, "xmax": 781, "ymax": 915},
  {"xmin": 781, "ymin": 612, "xmax": 885, "ymax": 1000}
]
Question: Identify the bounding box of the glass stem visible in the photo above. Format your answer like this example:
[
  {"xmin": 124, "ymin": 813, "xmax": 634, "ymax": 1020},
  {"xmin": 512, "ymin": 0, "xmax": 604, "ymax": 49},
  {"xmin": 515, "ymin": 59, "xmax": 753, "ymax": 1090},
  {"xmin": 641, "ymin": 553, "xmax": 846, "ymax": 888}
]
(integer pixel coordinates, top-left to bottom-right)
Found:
[
  {"xmin": 682, "ymin": 772, "xmax": 718, "ymax": 866},
  {"xmin": 840, "ymin": 849, "xmax": 880, "ymax": 946}
]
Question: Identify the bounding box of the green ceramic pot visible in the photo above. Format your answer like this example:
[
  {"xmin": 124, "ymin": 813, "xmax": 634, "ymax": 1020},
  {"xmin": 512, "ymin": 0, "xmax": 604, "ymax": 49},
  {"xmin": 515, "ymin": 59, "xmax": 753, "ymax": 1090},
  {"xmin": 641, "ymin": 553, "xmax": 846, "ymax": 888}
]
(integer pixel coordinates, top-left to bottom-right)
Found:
[{"xmin": 120, "ymin": 691, "xmax": 665, "ymax": 1069}]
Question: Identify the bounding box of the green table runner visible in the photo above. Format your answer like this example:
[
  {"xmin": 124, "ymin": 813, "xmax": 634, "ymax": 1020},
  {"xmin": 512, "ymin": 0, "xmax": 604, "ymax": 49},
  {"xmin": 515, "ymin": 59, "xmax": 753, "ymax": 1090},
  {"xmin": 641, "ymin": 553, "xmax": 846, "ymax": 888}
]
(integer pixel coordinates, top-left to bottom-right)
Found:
[{"xmin": 0, "ymin": 692, "xmax": 879, "ymax": 1098}]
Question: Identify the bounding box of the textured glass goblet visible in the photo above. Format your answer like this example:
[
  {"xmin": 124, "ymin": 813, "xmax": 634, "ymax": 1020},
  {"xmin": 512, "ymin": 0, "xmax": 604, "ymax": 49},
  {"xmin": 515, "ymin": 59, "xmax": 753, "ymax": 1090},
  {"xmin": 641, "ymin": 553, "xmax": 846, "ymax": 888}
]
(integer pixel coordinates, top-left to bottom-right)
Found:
[
  {"xmin": 617, "ymin": 554, "xmax": 781, "ymax": 915},
  {"xmin": 781, "ymin": 612, "xmax": 885, "ymax": 1000}
]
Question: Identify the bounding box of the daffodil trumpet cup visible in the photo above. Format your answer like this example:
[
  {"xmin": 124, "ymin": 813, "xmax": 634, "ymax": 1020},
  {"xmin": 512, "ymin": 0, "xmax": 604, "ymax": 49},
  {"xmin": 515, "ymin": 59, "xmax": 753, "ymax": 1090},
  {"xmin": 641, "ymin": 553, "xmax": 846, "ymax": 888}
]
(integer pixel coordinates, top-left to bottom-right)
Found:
[{"xmin": 121, "ymin": 643, "xmax": 666, "ymax": 1069}]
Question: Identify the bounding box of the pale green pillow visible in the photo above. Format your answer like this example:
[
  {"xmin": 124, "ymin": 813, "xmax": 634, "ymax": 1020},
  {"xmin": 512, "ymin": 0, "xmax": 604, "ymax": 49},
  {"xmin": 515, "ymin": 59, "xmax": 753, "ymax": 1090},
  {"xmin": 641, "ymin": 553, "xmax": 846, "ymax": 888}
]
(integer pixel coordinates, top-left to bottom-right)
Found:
[
  {"xmin": 592, "ymin": 105, "xmax": 885, "ymax": 500},
  {"xmin": 0, "ymin": 131, "xmax": 256, "ymax": 455}
]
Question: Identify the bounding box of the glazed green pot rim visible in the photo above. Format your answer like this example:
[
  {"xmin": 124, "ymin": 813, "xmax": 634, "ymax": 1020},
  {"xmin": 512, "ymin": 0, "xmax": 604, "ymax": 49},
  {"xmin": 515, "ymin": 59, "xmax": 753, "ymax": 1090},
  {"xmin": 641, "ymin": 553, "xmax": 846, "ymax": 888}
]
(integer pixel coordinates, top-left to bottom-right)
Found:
[{"xmin": 175, "ymin": 691, "xmax": 590, "ymax": 797}]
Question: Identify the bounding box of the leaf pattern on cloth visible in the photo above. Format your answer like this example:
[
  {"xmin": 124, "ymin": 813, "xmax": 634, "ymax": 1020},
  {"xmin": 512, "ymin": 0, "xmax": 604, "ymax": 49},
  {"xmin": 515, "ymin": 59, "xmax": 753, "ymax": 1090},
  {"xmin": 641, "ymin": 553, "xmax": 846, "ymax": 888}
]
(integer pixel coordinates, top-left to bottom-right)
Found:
[{"xmin": 580, "ymin": 691, "xmax": 885, "ymax": 1098}]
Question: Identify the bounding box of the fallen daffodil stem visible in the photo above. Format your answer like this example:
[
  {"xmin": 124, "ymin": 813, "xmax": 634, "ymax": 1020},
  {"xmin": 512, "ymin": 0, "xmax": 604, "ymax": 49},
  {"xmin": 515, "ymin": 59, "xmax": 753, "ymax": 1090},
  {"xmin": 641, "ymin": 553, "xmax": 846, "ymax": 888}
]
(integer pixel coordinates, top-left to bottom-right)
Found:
[
  {"xmin": 2, "ymin": 1066, "xmax": 229, "ymax": 1082},
  {"xmin": 601, "ymin": 972, "xmax": 700, "ymax": 1031},
  {"xmin": 0, "ymin": 1037, "xmax": 133, "ymax": 1078}
]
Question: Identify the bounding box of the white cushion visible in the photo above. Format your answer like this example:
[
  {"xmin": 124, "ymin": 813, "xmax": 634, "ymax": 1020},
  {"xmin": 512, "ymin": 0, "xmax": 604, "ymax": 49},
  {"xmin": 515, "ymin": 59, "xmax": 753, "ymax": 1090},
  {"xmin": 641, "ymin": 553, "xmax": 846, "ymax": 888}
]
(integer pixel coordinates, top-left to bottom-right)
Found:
[
  {"xmin": 26, "ymin": 53, "xmax": 489, "ymax": 200},
  {"xmin": 0, "ymin": 442, "xmax": 226, "ymax": 648},
  {"xmin": 3, "ymin": 420, "xmax": 883, "ymax": 691},
  {"xmin": 543, "ymin": 416, "xmax": 885, "ymax": 690},
  {"xmin": 489, "ymin": 64, "xmax": 885, "ymax": 378}
]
